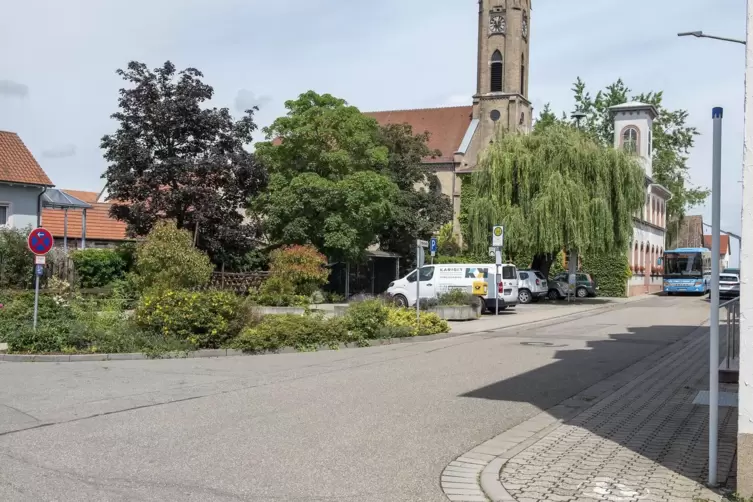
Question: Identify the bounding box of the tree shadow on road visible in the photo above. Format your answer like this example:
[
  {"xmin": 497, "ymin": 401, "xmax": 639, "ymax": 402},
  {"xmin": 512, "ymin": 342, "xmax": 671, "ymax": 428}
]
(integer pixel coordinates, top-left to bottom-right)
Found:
[{"xmin": 461, "ymin": 324, "xmax": 737, "ymax": 493}]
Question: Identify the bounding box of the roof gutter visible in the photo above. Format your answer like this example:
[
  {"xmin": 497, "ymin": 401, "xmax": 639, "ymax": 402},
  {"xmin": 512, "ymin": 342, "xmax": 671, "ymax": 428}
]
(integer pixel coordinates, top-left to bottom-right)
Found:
[{"xmin": 37, "ymin": 186, "xmax": 48, "ymax": 227}]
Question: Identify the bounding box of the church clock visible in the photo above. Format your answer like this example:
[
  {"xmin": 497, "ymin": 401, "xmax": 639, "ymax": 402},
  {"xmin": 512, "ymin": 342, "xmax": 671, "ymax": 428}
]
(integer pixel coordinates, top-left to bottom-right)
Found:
[
  {"xmin": 489, "ymin": 15, "xmax": 505, "ymax": 35},
  {"xmin": 522, "ymin": 13, "xmax": 528, "ymax": 39}
]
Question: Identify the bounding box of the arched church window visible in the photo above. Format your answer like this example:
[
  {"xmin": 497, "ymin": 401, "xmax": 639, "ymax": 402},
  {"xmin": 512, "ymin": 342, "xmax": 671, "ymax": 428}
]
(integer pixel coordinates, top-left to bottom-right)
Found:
[
  {"xmin": 491, "ymin": 50, "xmax": 503, "ymax": 92},
  {"xmin": 621, "ymin": 127, "xmax": 639, "ymax": 154},
  {"xmin": 520, "ymin": 54, "xmax": 525, "ymax": 94}
]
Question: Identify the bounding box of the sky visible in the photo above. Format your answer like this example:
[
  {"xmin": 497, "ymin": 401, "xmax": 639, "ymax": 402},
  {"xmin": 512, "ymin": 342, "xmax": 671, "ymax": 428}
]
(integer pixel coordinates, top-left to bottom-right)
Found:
[{"xmin": 0, "ymin": 0, "xmax": 746, "ymax": 264}]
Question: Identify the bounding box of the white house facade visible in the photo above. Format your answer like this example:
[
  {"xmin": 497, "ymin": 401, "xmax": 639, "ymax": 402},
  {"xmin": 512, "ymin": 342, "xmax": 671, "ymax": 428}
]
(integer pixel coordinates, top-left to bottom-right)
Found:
[{"xmin": 610, "ymin": 103, "xmax": 671, "ymax": 297}]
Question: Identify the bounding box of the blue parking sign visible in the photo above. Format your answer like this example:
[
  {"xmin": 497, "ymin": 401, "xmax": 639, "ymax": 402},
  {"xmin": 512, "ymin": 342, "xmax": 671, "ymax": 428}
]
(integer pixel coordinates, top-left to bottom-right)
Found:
[{"xmin": 429, "ymin": 237, "xmax": 438, "ymax": 255}]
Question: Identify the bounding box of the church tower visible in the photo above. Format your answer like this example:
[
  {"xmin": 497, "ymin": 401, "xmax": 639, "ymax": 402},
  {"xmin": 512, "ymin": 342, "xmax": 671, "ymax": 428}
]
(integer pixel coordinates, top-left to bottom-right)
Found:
[{"xmin": 460, "ymin": 0, "xmax": 532, "ymax": 170}]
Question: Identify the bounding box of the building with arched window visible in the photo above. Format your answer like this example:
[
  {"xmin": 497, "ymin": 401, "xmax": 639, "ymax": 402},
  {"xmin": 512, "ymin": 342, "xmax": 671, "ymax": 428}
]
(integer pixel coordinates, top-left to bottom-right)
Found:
[{"xmin": 612, "ymin": 102, "xmax": 671, "ymax": 296}]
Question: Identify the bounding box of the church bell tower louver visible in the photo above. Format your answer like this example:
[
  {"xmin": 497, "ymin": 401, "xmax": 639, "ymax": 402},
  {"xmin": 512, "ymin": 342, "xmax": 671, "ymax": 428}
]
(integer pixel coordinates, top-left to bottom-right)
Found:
[{"xmin": 461, "ymin": 0, "xmax": 532, "ymax": 170}]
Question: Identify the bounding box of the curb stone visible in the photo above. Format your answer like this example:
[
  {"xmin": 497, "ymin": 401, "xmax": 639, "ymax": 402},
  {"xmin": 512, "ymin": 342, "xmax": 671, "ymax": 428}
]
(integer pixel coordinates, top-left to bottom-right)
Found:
[
  {"xmin": 0, "ymin": 295, "xmax": 655, "ymax": 363},
  {"xmin": 440, "ymin": 320, "xmax": 709, "ymax": 502}
]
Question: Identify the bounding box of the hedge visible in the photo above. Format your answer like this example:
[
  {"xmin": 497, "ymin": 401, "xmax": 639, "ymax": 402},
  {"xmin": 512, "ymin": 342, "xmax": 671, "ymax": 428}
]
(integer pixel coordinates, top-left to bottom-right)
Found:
[{"xmin": 581, "ymin": 249, "xmax": 631, "ymax": 298}]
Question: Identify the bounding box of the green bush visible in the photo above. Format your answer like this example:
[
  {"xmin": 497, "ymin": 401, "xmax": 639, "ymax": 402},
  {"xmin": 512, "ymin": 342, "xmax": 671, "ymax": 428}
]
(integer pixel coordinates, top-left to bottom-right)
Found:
[
  {"xmin": 386, "ymin": 308, "xmax": 450, "ymax": 336},
  {"xmin": 71, "ymin": 249, "xmax": 126, "ymax": 288},
  {"xmin": 135, "ymin": 221, "xmax": 213, "ymax": 291},
  {"xmin": 249, "ymin": 275, "xmax": 309, "ymax": 306},
  {"xmin": 0, "ymin": 226, "xmax": 33, "ymax": 288},
  {"xmin": 343, "ymin": 300, "xmax": 389, "ymax": 340},
  {"xmin": 135, "ymin": 290, "xmax": 241, "ymax": 348},
  {"xmin": 0, "ymin": 292, "xmax": 76, "ymax": 342},
  {"xmin": 437, "ymin": 289, "xmax": 477, "ymax": 306},
  {"xmin": 234, "ymin": 314, "xmax": 349, "ymax": 352},
  {"xmin": 581, "ymin": 249, "xmax": 631, "ymax": 298}
]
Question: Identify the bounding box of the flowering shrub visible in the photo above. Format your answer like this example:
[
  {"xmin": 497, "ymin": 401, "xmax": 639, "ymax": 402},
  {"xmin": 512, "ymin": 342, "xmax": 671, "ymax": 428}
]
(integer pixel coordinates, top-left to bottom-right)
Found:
[
  {"xmin": 135, "ymin": 290, "xmax": 241, "ymax": 348},
  {"xmin": 269, "ymin": 245, "xmax": 329, "ymax": 296},
  {"xmin": 386, "ymin": 308, "xmax": 449, "ymax": 336},
  {"xmin": 233, "ymin": 313, "xmax": 349, "ymax": 352}
]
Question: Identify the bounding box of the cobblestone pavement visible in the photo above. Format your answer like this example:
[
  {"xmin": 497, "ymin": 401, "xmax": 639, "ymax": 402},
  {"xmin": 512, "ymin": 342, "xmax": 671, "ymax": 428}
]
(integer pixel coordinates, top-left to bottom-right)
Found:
[{"xmin": 442, "ymin": 323, "xmax": 737, "ymax": 502}]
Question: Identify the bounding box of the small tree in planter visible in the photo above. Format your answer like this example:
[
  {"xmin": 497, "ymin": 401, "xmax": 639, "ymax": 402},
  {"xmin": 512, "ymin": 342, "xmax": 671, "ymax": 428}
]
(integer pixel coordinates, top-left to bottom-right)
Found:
[
  {"xmin": 134, "ymin": 221, "xmax": 213, "ymax": 291},
  {"xmin": 269, "ymin": 245, "xmax": 329, "ymax": 296}
]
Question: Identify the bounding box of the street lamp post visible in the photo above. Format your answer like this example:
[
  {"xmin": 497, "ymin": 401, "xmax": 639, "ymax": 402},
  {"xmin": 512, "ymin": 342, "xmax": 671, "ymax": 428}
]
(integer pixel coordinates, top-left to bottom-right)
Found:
[{"xmin": 678, "ymin": 31, "xmax": 746, "ymax": 45}]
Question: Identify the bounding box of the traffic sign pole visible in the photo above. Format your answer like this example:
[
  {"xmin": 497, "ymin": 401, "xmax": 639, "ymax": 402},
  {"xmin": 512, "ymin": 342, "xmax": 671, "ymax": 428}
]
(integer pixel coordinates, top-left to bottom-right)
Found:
[{"xmin": 27, "ymin": 227, "xmax": 53, "ymax": 330}]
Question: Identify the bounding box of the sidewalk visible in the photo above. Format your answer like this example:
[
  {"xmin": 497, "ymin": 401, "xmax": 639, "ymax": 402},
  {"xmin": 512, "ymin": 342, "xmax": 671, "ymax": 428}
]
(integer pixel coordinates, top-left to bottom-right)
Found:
[{"xmin": 441, "ymin": 323, "xmax": 737, "ymax": 502}]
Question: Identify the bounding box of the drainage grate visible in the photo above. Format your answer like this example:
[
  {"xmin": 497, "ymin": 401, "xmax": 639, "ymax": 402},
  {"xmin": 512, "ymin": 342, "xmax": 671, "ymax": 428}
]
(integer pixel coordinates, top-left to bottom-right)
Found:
[{"xmin": 693, "ymin": 390, "xmax": 738, "ymax": 407}]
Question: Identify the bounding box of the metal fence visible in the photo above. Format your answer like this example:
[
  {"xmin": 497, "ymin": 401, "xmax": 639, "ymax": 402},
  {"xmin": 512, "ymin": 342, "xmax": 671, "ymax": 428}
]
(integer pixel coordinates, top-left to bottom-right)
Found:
[{"xmin": 721, "ymin": 297, "xmax": 740, "ymax": 371}]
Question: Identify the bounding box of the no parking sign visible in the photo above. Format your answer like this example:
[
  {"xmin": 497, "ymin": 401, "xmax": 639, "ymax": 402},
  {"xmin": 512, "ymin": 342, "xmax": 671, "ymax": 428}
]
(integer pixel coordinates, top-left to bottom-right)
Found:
[{"xmin": 28, "ymin": 227, "xmax": 53, "ymax": 255}]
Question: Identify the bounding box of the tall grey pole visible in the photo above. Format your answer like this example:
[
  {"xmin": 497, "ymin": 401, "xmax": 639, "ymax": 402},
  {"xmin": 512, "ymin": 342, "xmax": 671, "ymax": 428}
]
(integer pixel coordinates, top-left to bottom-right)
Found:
[
  {"xmin": 738, "ymin": 4, "xmax": 753, "ymax": 495},
  {"xmin": 63, "ymin": 209, "xmax": 68, "ymax": 253},
  {"xmin": 709, "ymin": 106, "xmax": 723, "ymax": 487},
  {"xmin": 32, "ymin": 266, "xmax": 40, "ymax": 330},
  {"xmin": 416, "ymin": 245, "xmax": 421, "ymax": 323}
]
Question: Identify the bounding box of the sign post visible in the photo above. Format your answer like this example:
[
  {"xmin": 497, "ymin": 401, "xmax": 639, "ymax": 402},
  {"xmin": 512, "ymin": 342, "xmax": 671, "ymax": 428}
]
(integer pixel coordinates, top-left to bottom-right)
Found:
[
  {"xmin": 27, "ymin": 227, "xmax": 53, "ymax": 330},
  {"xmin": 416, "ymin": 239, "xmax": 428, "ymax": 328},
  {"xmin": 492, "ymin": 226, "xmax": 504, "ymax": 316}
]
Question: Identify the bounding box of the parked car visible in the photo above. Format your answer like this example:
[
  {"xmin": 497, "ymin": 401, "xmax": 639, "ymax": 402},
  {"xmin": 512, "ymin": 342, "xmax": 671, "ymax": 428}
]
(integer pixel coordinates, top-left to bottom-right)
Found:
[
  {"xmin": 548, "ymin": 273, "xmax": 598, "ymax": 300},
  {"xmin": 386, "ymin": 263, "xmax": 519, "ymax": 313},
  {"xmin": 719, "ymin": 273, "xmax": 740, "ymax": 299},
  {"xmin": 517, "ymin": 270, "xmax": 548, "ymax": 304}
]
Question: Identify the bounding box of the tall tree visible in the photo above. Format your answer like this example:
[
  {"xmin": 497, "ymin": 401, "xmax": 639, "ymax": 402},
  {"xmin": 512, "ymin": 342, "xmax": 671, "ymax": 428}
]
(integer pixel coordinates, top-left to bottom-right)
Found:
[
  {"xmin": 375, "ymin": 123, "xmax": 453, "ymax": 260},
  {"xmin": 254, "ymin": 92, "xmax": 399, "ymax": 262},
  {"xmin": 464, "ymin": 124, "xmax": 645, "ymax": 278},
  {"xmin": 101, "ymin": 61, "xmax": 267, "ymax": 264},
  {"xmin": 569, "ymin": 78, "xmax": 709, "ymax": 225}
]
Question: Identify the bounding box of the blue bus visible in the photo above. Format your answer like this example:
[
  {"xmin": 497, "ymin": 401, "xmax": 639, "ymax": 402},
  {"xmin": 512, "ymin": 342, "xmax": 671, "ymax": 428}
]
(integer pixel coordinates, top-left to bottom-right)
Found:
[{"xmin": 662, "ymin": 247, "xmax": 712, "ymax": 295}]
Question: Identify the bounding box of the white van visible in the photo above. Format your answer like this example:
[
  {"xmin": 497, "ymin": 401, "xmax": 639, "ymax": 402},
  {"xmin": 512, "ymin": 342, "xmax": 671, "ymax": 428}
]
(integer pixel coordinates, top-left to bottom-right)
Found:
[{"xmin": 386, "ymin": 263, "xmax": 519, "ymax": 313}]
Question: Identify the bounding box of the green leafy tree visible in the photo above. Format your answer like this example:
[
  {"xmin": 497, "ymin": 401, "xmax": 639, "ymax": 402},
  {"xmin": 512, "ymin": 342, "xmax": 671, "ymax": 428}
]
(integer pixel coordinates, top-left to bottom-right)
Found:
[
  {"xmin": 374, "ymin": 124, "xmax": 453, "ymax": 260},
  {"xmin": 464, "ymin": 124, "xmax": 645, "ymax": 278},
  {"xmin": 134, "ymin": 221, "xmax": 214, "ymax": 291},
  {"xmin": 101, "ymin": 61, "xmax": 267, "ymax": 264},
  {"xmin": 254, "ymin": 92, "xmax": 399, "ymax": 262},
  {"xmin": 569, "ymin": 78, "xmax": 709, "ymax": 224}
]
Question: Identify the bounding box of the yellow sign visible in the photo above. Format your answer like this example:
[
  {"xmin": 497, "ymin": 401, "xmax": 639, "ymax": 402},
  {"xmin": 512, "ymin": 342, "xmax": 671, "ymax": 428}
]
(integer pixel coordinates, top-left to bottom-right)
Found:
[{"xmin": 472, "ymin": 280, "xmax": 488, "ymax": 296}]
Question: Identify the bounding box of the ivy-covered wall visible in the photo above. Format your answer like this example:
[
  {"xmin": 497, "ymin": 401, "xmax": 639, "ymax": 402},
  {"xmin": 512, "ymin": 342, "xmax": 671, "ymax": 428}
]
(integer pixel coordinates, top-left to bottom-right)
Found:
[{"xmin": 581, "ymin": 249, "xmax": 631, "ymax": 298}]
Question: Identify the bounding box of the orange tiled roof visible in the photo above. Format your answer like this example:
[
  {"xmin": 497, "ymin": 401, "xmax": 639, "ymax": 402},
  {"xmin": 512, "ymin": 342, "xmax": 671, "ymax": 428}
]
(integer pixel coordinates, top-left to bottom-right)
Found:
[
  {"xmin": 0, "ymin": 131, "xmax": 54, "ymax": 186},
  {"xmin": 364, "ymin": 106, "xmax": 473, "ymax": 163},
  {"xmin": 42, "ymin": 190, "xmax": 129, "ymax": 241},
  {"xmin": 703, "ymin": 234, "xmax": 731, "ymax": 255}
]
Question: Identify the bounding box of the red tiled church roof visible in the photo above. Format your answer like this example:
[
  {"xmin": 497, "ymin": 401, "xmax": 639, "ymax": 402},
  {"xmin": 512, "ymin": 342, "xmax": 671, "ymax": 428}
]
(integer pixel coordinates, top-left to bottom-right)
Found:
[
  {"xmin": 703, "ymin": 234, "xmax": 731, "ymax": 255},
  {"xmin": 0, "ymin": 131, "xmax": 54, "ymax": 186},
  {"xmin": 42, "ymin": 190, "xmax": 129, "ymax": 242},
  {"xmin": 364, "ymin": 106, "xmax": 473, "ymax": 163}
]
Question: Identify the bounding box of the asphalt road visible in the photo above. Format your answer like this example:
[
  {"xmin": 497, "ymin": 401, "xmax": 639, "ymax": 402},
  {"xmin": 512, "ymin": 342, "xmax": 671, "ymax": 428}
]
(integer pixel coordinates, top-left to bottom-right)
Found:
[{"xmin": 0, "ymin": 296, "xmax": 709, "ymax": 502}]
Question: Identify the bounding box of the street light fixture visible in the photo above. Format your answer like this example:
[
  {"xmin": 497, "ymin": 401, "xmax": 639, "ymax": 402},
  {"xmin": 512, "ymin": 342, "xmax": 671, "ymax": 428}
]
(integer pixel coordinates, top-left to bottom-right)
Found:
[{"xmin": 678, "ymin": 31, "xmax": 746, "ymax": 45}]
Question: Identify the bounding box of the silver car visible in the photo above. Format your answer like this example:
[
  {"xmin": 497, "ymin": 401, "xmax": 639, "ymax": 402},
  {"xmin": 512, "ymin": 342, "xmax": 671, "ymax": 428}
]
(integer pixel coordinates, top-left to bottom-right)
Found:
[
  {"xmin": 517, "ymin": 270, "xmax": 548, "ymax": 304},
  {"xmin": 720, "ymin": 273, "xmax": 740, "ymax": 299}
]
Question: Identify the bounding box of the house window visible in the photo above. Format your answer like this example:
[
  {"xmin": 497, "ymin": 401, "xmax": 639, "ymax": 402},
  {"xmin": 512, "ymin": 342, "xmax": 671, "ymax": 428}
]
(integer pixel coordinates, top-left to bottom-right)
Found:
[
  {"xmin": 491, "ymin": 50, "xmax": 503, "ymax": 92},
  {"xmin": 0, "ymin": 204, "xmax": 8, "ymax": 226},
  {"xmin": 622, "ymin": 127, "xmax": 639, "ymax": 154}
]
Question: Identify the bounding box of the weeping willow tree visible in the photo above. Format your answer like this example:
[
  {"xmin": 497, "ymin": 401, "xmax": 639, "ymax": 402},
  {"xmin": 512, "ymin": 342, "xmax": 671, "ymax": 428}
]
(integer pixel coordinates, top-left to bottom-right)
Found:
[{"xmin": 465, "ymin": 124, "xmax": 645, "ymax": 277}]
